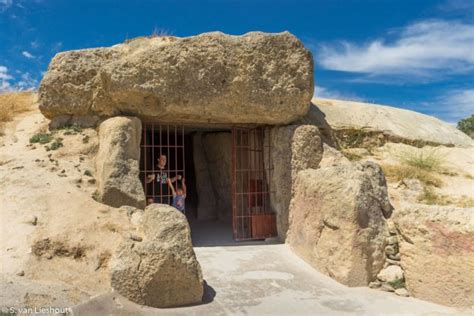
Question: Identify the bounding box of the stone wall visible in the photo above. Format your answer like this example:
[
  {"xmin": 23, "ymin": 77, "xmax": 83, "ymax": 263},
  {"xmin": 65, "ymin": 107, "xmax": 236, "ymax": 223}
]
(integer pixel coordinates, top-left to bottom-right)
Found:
[
  {"xmin": 267, "ymin": 125, "xmax": 323, "ymax": 240},
  {"xmin": 393, "ymin": 205, "xmax": 474, "ymax": 307},
  {"xmin": 95, "ymin": 116, "xmax": 145, "ymax": 209}
]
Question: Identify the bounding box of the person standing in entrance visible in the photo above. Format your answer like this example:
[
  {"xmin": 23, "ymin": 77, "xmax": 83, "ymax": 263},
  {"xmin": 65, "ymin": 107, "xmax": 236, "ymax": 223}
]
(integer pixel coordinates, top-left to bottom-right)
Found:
[{"xmin": 146, "ymin": 154, "xmax": 181, "ymax": 205}]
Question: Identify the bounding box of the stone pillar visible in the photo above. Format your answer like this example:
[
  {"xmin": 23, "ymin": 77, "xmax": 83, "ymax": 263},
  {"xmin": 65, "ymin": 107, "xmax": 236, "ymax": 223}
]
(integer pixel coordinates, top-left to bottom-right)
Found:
[
  {"xmin": 267, "ymin": 125, "xmax": 323, "ymax": 241},
  {"xmin": 193, "ymin": 133, "xmax": 218, "ymax": 220},
  {"xmin": 95, "ymin": 116, "xmax": 145, "ymax": 209}
]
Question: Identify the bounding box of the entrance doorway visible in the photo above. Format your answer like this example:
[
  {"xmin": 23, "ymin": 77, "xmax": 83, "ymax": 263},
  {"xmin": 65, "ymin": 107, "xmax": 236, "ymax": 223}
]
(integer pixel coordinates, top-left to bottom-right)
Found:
[{"xmin": 139, "ymin": 123, "xmax": 277, "ymax": 242}]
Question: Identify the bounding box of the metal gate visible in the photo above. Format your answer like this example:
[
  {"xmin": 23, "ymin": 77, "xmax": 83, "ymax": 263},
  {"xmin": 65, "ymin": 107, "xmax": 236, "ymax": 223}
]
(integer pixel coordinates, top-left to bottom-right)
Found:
[
  {"xmin": 140, "ymin": 124, "xmax": 185, "ymax": 206},
  {"xmin": 231, "ymin": 127, "xmax": 277, "ymax": 241}
]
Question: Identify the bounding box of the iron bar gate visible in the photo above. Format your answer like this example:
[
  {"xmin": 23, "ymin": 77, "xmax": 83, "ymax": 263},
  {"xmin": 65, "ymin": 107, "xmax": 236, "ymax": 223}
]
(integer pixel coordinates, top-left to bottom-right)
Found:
[
  {"xmin": 140, "ymin": 124, "xmax": 185, "ymax": 207},
  {"xmin": 231, "ymin": 127, "xmax": 277, "ymax": 241}
]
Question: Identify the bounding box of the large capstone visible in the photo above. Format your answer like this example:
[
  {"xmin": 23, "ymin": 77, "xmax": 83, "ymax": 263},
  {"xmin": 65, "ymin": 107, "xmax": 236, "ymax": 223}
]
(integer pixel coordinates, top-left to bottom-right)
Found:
[
  {"xmin": 287, "ymin": 162, "xmax": 393, "ymax": 286},
  {"xmin": 39, "ymin": 32, "xmax": 313, "ymax": 125},
  {"xmin": 110, "ymin": 204, "xmax": 203, "ymax": 308}
]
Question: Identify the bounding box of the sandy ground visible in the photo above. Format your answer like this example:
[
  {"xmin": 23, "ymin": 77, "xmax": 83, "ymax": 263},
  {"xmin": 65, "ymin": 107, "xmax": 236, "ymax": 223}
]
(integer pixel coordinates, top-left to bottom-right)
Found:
[
  {"xmin": 72, "ymin": 242, "xmax": 465, "ymax": 315},
  {"xmin": 0, "ymin": 108, "xmax": 134, "ymax": 305}
]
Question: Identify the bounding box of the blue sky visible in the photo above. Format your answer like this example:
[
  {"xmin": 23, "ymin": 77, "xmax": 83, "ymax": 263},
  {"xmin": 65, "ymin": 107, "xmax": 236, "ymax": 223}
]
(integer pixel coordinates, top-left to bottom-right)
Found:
[{"xmin": 1, "ymin": 0, "xmax": 473, "ymax": 123}]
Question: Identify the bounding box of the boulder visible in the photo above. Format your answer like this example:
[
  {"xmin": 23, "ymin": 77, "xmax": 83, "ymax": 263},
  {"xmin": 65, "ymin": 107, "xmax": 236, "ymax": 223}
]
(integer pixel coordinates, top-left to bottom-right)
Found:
[
  {"xmin": 95, "ymin": 117, "xmax": 145, "ymax": 209},
  {"xmin": 377, "ymin": 265, "xmax": 403, "ymax": 283},
  {"xmin": 393, "ymin": 204, "xmax": 474, "ymax": 307},
  {"xmin": 309, "ymin": 98, "xmax": 473, "ymax": 148},
  {"xmin": 268, "ymin": 125, "xmax": 323, "ymax": 240},
  {"xmin": 110, "ymin": 204, "xmax": 203, "ymax": 308},
  {"xmin": 287, "ymin": 162, "xmax": 392, "ymax": 286},
  {"xmin": 318, "ymin": 143, "xmax": 350, "ymax": 168},
  {"xmin": 39, "ymin": 32, "xmax": 313, "ymax": 125}
]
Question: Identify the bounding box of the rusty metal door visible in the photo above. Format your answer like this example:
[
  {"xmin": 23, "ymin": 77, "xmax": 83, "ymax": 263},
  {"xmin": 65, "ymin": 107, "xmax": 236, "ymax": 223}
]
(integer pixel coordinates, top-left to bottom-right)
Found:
[{"xmin": 231, "ymin": 127, "xmax": 277, "ymax": 241}]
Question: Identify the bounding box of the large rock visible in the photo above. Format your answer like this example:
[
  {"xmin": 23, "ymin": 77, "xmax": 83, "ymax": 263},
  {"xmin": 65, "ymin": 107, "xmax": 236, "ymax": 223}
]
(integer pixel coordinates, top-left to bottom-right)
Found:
[
  {"xmin": 287, "ymin": 162, "xmax": 393, "ymax": 286},
  {"xmin": 393, "ymin": 204, "xmax": 474, "ymax": 307},
  {"xmin": 39, "ymin": 32, "xmax": 313, "ymax": 125},
  {"xmin": 309, "ymin": 98, "xmax": 473, "ymax": 148},
  {"xmin": 268, "ymin": 125, "xmax": 323, "ymax": 240},
  {"xmin": 95, "ymin": 116, "xmax": 145, "ymax": 209},
  {"xmin": 110, "ymin": 204, "xmax": 203, "ymax": 308}
]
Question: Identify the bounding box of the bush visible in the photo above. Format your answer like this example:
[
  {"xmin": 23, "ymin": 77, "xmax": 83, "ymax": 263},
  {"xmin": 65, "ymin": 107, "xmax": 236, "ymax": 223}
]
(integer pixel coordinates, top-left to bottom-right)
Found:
[
  {"xmin": 457, "ymin": 114, "xmax": 474, "ymax": 138},
  {"xmin": 30, "ymin": 133, "xmax": 53, "ymax": 144}
]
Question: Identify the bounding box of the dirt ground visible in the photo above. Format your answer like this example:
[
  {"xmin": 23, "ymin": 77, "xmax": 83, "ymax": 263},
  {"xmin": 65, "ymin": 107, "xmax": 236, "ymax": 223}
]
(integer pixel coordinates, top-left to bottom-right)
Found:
[{"xmin": 0, "ymin": 106, "xmax": 135, "ymax": 305}]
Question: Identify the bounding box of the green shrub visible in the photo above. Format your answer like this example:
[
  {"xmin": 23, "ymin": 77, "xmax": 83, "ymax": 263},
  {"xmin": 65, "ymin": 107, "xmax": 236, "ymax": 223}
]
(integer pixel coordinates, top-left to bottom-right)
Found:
[
  {"xmin": 388, "ymin": 278, "xmax": 405, "ymax": 289},
  {"xmin": 457, "ymin": 114, "xmax": 474, "ymax": 138},
  {"xmin": 29, "ymin": 133, "xmax": 52, "ymax": 144}
]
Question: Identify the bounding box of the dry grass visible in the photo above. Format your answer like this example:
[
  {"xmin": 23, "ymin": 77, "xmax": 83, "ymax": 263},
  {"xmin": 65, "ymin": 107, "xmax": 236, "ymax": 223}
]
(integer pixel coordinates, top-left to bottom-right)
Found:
[
  {"xmin": 399, "ymin": 148, "xmax": 445, "ymax": 172},
  {"xmin": 0, "ymin": 91, "xmax": 36, "ymax": 123},
  {"xmin": 381, "ymin": 164, "xmax": 443, "ymax": 187},
  {"xmin": 417, "ymin": 187, "xmax": 474, "ymax": 208}
]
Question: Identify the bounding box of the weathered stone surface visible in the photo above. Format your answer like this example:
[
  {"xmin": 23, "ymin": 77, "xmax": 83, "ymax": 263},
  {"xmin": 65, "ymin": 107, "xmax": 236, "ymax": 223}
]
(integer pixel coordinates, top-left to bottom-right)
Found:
[
  {"xmin": 393, "ymin": 204, "xmax": 474, "ymax": 307},
  {"xmin": 395, "ymin": 288, "xmax": 410, "ymax": 297},
  {"xmin": 110, "ymin": 204, "xmax": 203, "ymax": 308},
  {"xmin": 287, "ymin": 162, "xmax": 392, "ymax": 286},
  {"xmin": 309, "ymin": 98, "xmax": 473, "ymax": 148},
  {"xmin": 203, "ymin": 132, "xmax": 233, "ymax": 221},
  {"xmin": 318, "ymin": 143, "xmax": 350, "ymax": 168},
  {"xmin": 193, "ymin": 132, "xmax": 217, "ymax": 220},
  {"xmin": 39, "ymin": 32, "xmax": 313, "ymax": 125},
  {"xmin": 377, "ymin": 265, "xmax": 403, "ymax": 283},
  {"xmin": 95, "ymin": 117, "xmax": 145, "ymax": 209},
  {"xmin": 268, "ymin": 125, "xmax": 323, "ymax": 240}
]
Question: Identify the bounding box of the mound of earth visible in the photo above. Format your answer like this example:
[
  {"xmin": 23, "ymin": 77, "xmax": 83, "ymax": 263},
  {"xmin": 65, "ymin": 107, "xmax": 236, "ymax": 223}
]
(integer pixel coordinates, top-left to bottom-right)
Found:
[{"xmin": 307, "ymin": 98, "xmax": 473, "ymax": 148}]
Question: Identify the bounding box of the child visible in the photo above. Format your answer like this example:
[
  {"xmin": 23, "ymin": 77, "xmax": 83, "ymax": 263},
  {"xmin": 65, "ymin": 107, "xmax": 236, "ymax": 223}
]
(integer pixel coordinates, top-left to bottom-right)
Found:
[{"xmin": 167, "ymin": 177, "xmax": 186, "ymax": 214}]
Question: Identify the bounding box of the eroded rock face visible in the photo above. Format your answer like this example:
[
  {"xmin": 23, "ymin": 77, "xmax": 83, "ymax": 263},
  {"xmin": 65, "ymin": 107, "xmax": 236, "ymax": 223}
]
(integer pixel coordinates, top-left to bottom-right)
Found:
[
  {"xmin": 95, "ymin": 116, "xmax": 145, "ymax": 209},
  {"xmin": 268, "ymin": 125, "xmax": 323, "ymax": 240},
  {"xmin": 110, "ymin": 204, "xmax": 203, "ymax": 308},
  {"xmin": 393, "ymin": 205, "xmax": 474, "ymax": 307},
  {"xmin": 287, "ymin": 162, "xmax": 392, "ymax": 286},
  {"xmin": 39, "ymin": 32, "xmax": 313, "ymax": 125}
]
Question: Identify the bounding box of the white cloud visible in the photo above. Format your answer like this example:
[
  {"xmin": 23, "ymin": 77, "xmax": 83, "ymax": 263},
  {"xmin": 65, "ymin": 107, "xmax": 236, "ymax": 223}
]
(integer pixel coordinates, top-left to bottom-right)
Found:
[
  {"xmin": 0, "ymin": 66, "xmax": 38, "ymax": 93},
  {"xmin": 314, "ymin": 86, "xmax": 364, "ymax": 101},
  {"xmin": 434, "ymin": 89, "xmax": 474, "ymax": 123},
  {"xmin": 22, "ymin": 50, "xmax": 35, "ymax": 59},
  {"xmin": 0, "ymin": 0, "xmax": 13, "ymax": 11},
  {"xmin": 0, "ymin": 66, "xmax": 13, "ymax": 92},
  {"xmin": 317, "ymin": 20, "xmax": 474, "ymax": 78}
]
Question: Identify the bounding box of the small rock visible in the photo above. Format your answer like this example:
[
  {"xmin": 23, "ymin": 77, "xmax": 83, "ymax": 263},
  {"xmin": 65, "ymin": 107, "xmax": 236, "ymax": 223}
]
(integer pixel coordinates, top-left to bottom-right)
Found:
[
  {"xmin": 61, "ymin": 169, "xmax": 66, "ymax": 174},
  {"xmin": 35, "ymin": 159, "xmax": 40, "ymax": 162},
  {"xmin": 16, "ymin": 270, "xmax": 25, "ymax": 277},
  {"xmin": 387, "ymin": 220, "xmax": 397, "ymax": 235},
  {"xmin": 386, "ymin": 235, "xmax": 398, "ymax": 245},
  {"xmin": 130, "ymin": 234, "xmax": 143, "ymax": 242},
  {"xmin": 75, "ymin": 178, "xmax": 83, "ymax": 184},
  {"xmin": 46, "ymin": 254, "xmax": 53, "ymax": 260},
  {"xmin": 369, "ymin": 281, "xmax": 381, "ymax": 289},
  {"xmin": 385, "ymin": 245, "xmax": 397, "ymax": 255},
  {"xmin": 388, "ymin": 253, "xmax": 401, "ymax": 261},
  {"xmin": 377, "ymin": 265, "xmax": 404, "ymax": 283},
  {"xmin": 88, "ymin": 178, "xmax": 96, "ymax": 184},
  {"xmin": 380, "ymin": 283, "xmax": 395, "ymax": 292},
  {"xmin": 395, "ymin": 288, "xmax": 409, "ymax": 297},
  {"xmin": 24, "ymin": 215, "xmax": 38, "ymax": 226}
]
